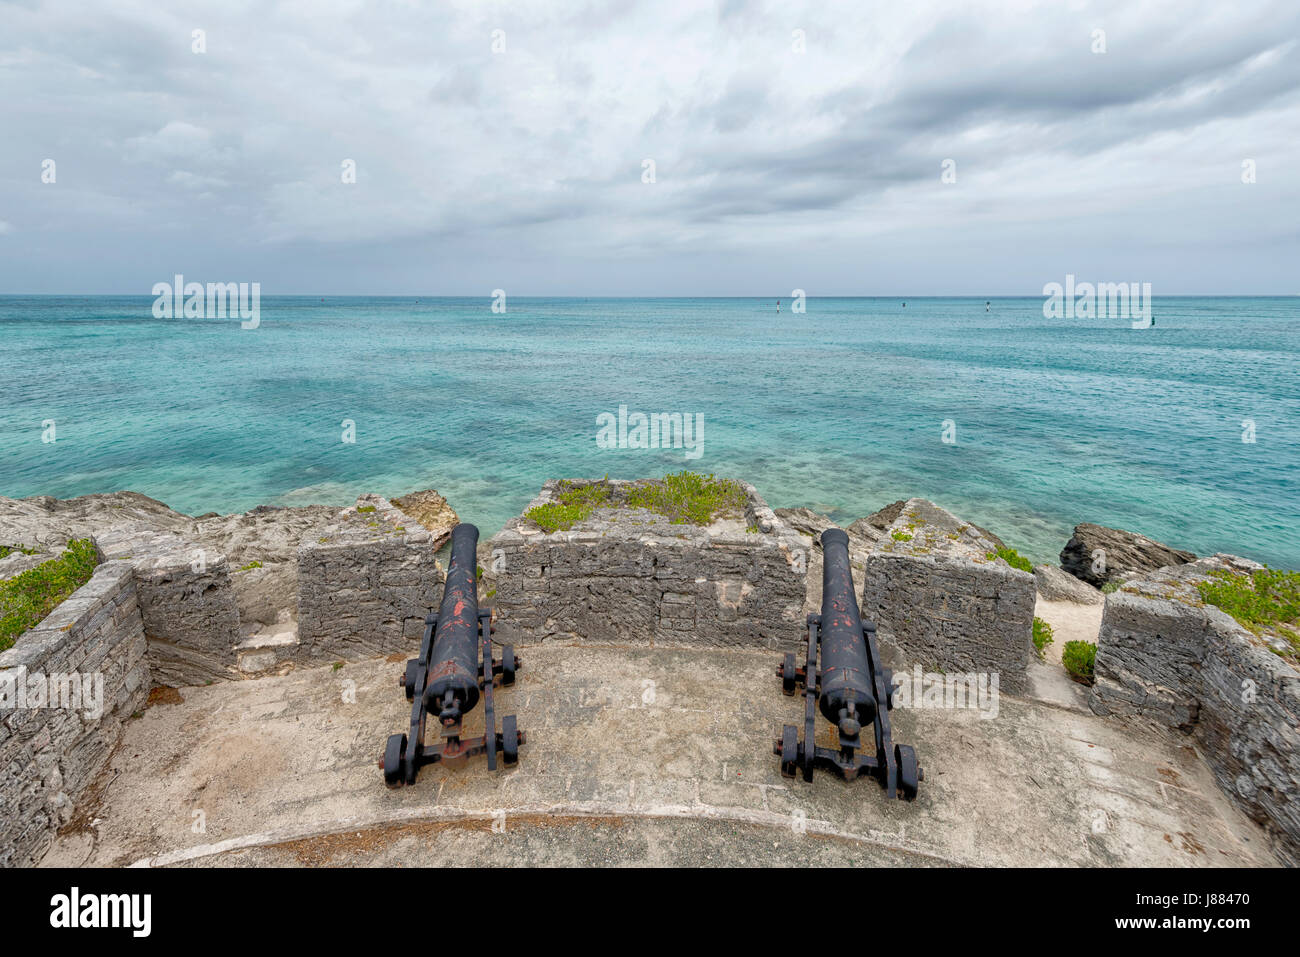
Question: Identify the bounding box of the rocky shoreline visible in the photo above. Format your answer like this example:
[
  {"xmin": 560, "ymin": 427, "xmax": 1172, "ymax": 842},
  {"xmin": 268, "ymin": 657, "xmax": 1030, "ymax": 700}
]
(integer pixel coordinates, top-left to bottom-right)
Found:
[
  {"xmin": 0, "ymin": 485, "xmax": 1206, "ymax": 640},
  {"xmin": 0, "ymin": 481, "xmax": 1256, "ymax": 690}
]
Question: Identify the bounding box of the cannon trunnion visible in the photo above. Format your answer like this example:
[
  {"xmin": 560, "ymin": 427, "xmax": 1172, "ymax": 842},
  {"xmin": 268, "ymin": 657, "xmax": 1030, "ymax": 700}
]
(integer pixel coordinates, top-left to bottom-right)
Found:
[
  {"xmin": 775, "ymin": 528, "xmax": 922, "ymax": 799},
  {"xmin": 382, "ymin": 523, "xmax": 524, "ymax": 784}
]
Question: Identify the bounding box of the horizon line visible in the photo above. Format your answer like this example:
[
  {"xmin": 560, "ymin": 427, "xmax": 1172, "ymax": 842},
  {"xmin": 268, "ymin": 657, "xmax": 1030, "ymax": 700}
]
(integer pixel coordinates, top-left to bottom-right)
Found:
[{"xmin": 2, "ymin": 292, "xmax": 1298, "ymax": 299}]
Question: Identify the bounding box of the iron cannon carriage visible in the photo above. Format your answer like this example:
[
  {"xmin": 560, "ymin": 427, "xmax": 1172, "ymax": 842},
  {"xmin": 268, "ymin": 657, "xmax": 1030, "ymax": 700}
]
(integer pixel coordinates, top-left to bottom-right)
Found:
[
  {"xmin": 775, "ymin": 527, "xmax": 922, "ymax": 799},
  {"xmin": 382, "ymin": 523, "xmax": 523, "ymax": 785}
]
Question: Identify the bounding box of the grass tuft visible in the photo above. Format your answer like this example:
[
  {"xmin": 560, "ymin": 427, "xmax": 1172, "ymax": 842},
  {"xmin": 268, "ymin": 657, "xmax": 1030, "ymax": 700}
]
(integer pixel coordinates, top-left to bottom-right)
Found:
[
  {"xmin": 1032, "ymin": 617, "xmax": 1054, "ymax": 660},
  {"xmin": 524, "ymin": 473, "xmax": 746, "ymax": 532},
  {"xmin": 1062, "ymin": 640, "xmax": 1096, "ymax": 684},
  {"xmin": 525, "ymin": 501, "xmax": 594, "ymax": 534},
  {"xmin": 1196, "ymin": 566, "xmax": 1300, "ymax": 657},
  {"xmin": 622, "ymin": 472, "xmax": 747, "ymax": 526},
  {"xmin": 987, "ymin": 546, "xmax": 1033, "ymax": 573},
  {"xmin": 0, "ymin": 539, "xmax": 99, "ymax": 652}
]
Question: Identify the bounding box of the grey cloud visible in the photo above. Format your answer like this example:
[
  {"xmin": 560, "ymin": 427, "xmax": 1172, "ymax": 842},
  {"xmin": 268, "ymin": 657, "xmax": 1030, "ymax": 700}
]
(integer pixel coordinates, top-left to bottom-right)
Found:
[{"xmin": 0, "ymin": 0, "xmax": 1297, "ymax": 294}]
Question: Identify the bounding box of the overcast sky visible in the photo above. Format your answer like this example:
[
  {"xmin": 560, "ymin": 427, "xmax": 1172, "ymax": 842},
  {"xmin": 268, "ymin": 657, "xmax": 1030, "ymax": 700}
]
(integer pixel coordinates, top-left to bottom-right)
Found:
[{"xmin": 2, "ymin": 0, "xmax": 1298, "ymax": 295}]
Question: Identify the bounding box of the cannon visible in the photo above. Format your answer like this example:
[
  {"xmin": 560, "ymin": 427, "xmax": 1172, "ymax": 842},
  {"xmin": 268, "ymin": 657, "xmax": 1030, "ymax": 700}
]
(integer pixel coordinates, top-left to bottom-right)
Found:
[
  {"xmin": 382, "ymin": 523, "xmax": 523, "ymax": 785},
  {"xmin": 774, "ymin": 527, "xmax": 922, "ymax": 799}
]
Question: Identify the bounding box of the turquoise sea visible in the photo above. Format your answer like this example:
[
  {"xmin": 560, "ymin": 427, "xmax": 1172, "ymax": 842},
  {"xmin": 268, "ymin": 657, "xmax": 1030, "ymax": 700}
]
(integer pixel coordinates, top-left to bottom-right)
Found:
[{"xmin": 2, "ymin": 296, "xmax": 1297, "ymax": 568}]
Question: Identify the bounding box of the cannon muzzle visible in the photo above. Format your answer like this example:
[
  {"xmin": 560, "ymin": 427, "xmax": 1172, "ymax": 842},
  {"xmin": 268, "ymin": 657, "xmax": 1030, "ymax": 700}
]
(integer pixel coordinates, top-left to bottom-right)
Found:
[
  {"xmin": 817, "ymin": 528, "xmax": 877, "ymax": 727},
  {"xmin": 423, "ymin": 523, "xmax": 482, "ymax": 717}
]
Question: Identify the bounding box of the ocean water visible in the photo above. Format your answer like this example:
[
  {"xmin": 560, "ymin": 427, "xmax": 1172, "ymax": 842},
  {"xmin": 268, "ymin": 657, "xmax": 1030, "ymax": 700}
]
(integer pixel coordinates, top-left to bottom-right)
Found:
[{"xmin": 2, "ymin": 296, "xmax": 1297, "ymax": 569}]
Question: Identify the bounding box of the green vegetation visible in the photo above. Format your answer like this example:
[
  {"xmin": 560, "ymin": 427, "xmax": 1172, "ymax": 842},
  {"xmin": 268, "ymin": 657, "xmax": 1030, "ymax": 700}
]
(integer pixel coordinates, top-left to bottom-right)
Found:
[
  {"xmin": 524, "ymin": 479, "xmax": 612, "ymax": 532},
  {"xmin": 1032, "ymin": 617, "xmax": 1054, "ymax": 660},
  {"xmin": 891, "ymin": 531, "xmax": 913, "ymax": 542},
  {"xmin": 356, "ymin": 505, "xmax": 376, "ymax": 514},
  {"xmin": 1062, "ymin": 640, "xmax": 1096, "ymax": 684},
  {"xmin": 1196, "ymin": 566, "xmax": 1300, "ymax": 656},
  {"xmin": 987, "ymin": 546, "xmax": 1033, "ymax": 573},
  {"xmin": 332, "ymin": 661, "xmax": 345, "ymax": 672},
  {"xmin": 0, "ymin": 544, "xmax": 39, "ymax": 560},
  {"xmin": 524, "ymin": 473, "xmax": 747, "ymax": 533},
  {"xmin": 554, "ymin": 479, "xmax": 614, "ymax": 509},
  {"xmin": 623, "ymin": 472, "xmax": 747, "ymax": 525},
  {"xmin": 1101, "ymin": 581, "xmax": 1122, "ymax": 594},
  {"xmin": 235, "ymin": 560, "xmax": 263, "ymax": 572},
  {"xmin": 0, "ymin": 539, "xmax": 99, "ymax": 652},
  {"xmin": 525, "ymin": 501, "xmax": 595, "ymax": 533}
]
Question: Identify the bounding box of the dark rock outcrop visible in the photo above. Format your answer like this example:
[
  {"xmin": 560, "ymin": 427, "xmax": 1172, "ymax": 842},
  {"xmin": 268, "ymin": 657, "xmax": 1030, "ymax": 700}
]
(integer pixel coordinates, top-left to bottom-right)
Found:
[
  {"xmin": 853, "ymin": 499, "xmax": 907, "ymax": 533},
  {"xmin": 1060, "ymin": 523, "xmax": 1196, "ymax": 587}
]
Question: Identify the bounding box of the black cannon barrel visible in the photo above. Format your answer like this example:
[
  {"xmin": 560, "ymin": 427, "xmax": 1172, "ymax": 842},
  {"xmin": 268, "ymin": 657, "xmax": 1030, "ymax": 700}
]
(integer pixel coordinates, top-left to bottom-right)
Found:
[
  {"xmin": 423, "ymin": 523, "xmax": 482, "ymax": 719},
  {"xmin": 817, "ymin": 528, "xmax": 877, "ymax": 729}
]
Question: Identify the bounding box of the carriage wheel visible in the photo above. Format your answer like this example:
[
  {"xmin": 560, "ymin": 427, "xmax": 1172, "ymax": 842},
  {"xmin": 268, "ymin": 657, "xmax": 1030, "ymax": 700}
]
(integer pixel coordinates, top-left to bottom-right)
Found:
[
  {"xmin": 895, "ymin": 744, "xmax": 920, "ymax": 801},
  {"xmin": 383, "ymin": 734, "xmax": 407, "ymax": 787},
  {"xmin": 501, "ymin": 645, "xmax": 517, "ymax": 686},
  {"xmin": 404, "ymin": 660, "xmax": 418, "ymax": 700},
  {"xmin": 778, "ymin": 725, "xmax": 799, "ymax": 778},
  {"xmin": 502, "ymin": 714, "xmax": 520, "ymax": 765},
  {"xmin": 781, "ymin": 653, "xmax": 797, "ymax": 695}
]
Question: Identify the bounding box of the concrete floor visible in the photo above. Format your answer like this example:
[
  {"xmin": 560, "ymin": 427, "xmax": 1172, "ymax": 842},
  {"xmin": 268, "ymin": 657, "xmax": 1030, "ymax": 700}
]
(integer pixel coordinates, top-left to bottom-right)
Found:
[{"xmin": 42, "ymin": 638, "xmax": 1277, "ymax": 867}]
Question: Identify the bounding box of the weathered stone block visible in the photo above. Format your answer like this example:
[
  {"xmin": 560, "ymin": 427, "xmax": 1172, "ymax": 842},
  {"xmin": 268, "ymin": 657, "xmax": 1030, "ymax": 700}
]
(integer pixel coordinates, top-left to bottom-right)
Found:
[
  {"xmin": 860, "ymin": 499, "xmax": 1034, "ymax": 694},
  {"xmin": 295, "ymin": 496, "xmax": 444, "ymax": 661},
  {"xmin": 93, "ymin": 523, "xmax": 242, "ymax": 685},
  {"xmin": 1034, "ymin": 563, "xmax": 1104, "ymax": 604},
  {"xmin": 0, "ymin": 561, "xmax": 149, "ymax": 867},
  {"xmin": 1089, "ymin": 555, "xmax": 1299, "ymax": 866},
  {"xmin": 487, "ymin": 479, "xmax": 806, "ymax": 648}
]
